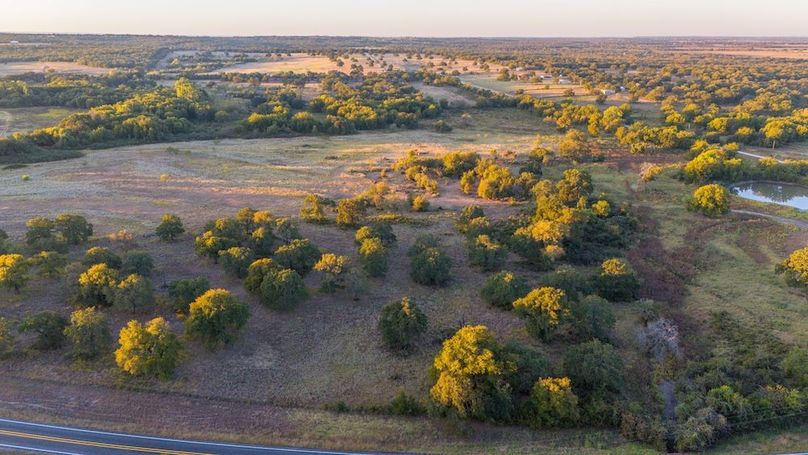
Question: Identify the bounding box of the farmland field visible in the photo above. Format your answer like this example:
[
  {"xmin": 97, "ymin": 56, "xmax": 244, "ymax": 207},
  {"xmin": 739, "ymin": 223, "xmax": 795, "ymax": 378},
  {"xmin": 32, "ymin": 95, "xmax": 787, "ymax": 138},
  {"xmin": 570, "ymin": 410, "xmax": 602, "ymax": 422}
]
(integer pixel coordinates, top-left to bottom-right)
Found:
[{"xmin": 0, "ymin": 61, "xmax": 110, "ymax": 77}]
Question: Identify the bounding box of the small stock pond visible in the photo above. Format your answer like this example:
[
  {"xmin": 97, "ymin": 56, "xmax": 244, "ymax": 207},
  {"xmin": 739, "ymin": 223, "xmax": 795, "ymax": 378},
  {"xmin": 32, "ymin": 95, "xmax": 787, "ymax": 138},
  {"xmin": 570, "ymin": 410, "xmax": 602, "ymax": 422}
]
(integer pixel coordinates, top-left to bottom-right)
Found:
[{"xmin": 730, "ymin": 181, "xmax": 808, "ymax": 210}]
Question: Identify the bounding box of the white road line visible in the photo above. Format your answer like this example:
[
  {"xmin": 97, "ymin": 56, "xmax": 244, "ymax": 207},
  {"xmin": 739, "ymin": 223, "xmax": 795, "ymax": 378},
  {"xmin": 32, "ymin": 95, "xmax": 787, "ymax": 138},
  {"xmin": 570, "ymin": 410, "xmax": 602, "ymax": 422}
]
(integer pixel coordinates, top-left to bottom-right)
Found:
[
  {"xmin": 0, "ymin": 418, "xmax": 373, "ymax": 455},
  {"xmin": 0, "ymin": 441, "xmax": 85, "ymax": 455}
]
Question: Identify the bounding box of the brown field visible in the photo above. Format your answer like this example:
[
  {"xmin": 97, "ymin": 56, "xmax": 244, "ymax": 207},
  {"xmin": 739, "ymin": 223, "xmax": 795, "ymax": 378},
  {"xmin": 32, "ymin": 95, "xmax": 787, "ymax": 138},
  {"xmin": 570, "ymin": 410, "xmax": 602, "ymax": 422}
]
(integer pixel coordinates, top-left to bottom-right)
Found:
[
  {"xmin": 0, "ymin": 61, "xmax": 111, "ymax": 77},
  {"xmin": 670, "ymin": 48, "xmax": 808, "ymax": 59}
]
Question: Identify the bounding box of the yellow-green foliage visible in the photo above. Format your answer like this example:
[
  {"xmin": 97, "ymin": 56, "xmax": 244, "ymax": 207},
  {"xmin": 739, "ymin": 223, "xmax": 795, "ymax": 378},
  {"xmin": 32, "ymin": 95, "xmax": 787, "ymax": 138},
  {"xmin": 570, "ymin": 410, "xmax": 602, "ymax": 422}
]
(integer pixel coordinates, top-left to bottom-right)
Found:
[
  {"xmin": 777, "ymin": 247, "xmax": 808, "ymax": 288},
  {"xmin": 527, "ymin": 377, "xmax": 580, "ymax": 428},
  {"xmin": 688, "ymin": 183, "xmax": 730, "ymax": 217},
  {"xmin": 115, "ymin": 317, "xmax": 182, "ymax": 379},
  {"xmin": 513, "ymin": 287, "xmax": 569, "ymax": 340},
  {"xmin": 0, "ymin": 254, "xmax": 30, "ymax": 293},
  {"xmin": 64, "ymin": 307, "xmax": 111, "ymax": 359},
  {"xmin": 185, "ymin": 289, "xmax": 249, "ymax": 349}
]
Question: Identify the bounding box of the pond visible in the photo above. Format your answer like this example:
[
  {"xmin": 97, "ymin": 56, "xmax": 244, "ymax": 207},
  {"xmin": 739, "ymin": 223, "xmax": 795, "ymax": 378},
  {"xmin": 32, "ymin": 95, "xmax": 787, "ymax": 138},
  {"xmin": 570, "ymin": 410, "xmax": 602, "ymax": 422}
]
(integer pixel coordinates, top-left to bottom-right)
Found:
[{"xmin": 730, "ymin": 181, "xmax": 808, "ymax": 210}]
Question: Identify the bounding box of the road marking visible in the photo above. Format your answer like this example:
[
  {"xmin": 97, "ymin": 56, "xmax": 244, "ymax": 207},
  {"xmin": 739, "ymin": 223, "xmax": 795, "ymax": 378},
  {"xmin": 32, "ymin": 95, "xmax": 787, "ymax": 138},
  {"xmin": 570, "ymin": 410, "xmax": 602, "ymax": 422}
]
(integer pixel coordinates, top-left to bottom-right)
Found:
[
  {"xmin": 0, "ymin": 429, "xmax": 211, "ymax": 455},
  {"xmin": 0, "ymin": 418, "xmax": 371, "ymax": 455},
  {"xmin": 0, "ymin": 441, "xmax": 85, "ymax": 455}
]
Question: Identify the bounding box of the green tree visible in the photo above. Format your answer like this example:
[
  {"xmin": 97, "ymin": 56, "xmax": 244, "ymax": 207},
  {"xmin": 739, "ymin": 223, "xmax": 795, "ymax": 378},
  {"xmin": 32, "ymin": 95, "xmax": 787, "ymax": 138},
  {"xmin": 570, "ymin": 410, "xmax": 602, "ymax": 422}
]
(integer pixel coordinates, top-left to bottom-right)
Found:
[
  {"xmin": 115, "ymin": 317, "xmax": 182, "ymax": 379},
  {"xmin": 688, "ymin": 184, "xmax": 730, "ymax": 217},
  {"xmin": 74, "ymin": 263, "xmax": 118, "ymax": 307},
  {"xmin": 558, "ymin": 129, "xmax": 589, "ymax": 161},
  {"xmin": 313, "ymin": 253, "xmax": 351, "ymax": 293},
  {"xmin": 258, "ymin": 267, "xmax": 308, "ymax": 310},
  {"xmin": 300, "ymin": 194, "xmax": 329, "ymax": 223},
  {"xmin": 513, "ymin": 287, "xmax": 569, "ymax": 340},
  {"xmin": 569, "ymin": 295, "xmax": 615, "ymax": 341},
  {"xmin": 430, "ymin": 325, "xmax": 514, "ymax": 422},
  {"xmin": 54, "ymin": 214, "xmax": 93, "ymax": 245},
  {"xmin": 0, "ymin": 254, "xmax": 30, "ymax": 293},
  {"xmin": 378, "ymin": 297, "xmax": 427, "ymax": 352},
  {"xmin": 481, "ymin": 271, "xmax": 530, "ymax": 309},
  {"xmin": 244, "ymin": 258, "xmax": 276, "ymax": 294},
  {"xmin": 563, "ymin": 340, "xmax": 623, "ymax": 395},
  {"xmin": 273, "ymin": 239, "xmax": 320, "ymax": 275},
  {"xmin": 167, "ymin": 277, "xmax": 210, "ymax": 314},
  {"xmin": 83, "ymin": 247, "xmax": 122, "ymax": 269},
  {"xmin": 594, "ymin": 258, "xmax": 640, "ymax": 302},
  {"xmin": 185, "ymin": 289, "xmax": 249, "ymax": 349},
  {"xmin": 409, "ymin": 239, "xmax": 452, "ymax": 286},
  {"xmin": 31, "ymin": 251, "xmax": 67, "ymax": 278},
  {"xmin": 336, "ymin": 198, "xmax": 366, "ymax": 227},
  {"xmin": 25, "ymin": 217, "xmax": 55, "ymax": 248},
  {"xmin": 526, "ymin": 377, "xmax": 580, "ymax": 428},
  {"xmin": 112, "ymin": 274, "xmax": 154, "ymax": 313},
  {"xmin": 355, "ymin": 223, "xmax": 396, "ymax": 247},
  {"xmin": 359, "ymin": 238, "xmax": 388, "ymax": 277},
  {"xmin": 250, "ymin": 226, "xmax": 275, "ymax": 257},
  {"xmin": 64, "ymin": 307, "xmax": 111, "ymax": 359},
  {"xmin": 19, "ymin": 311, "xmax": 68, "ymax": 350},
  {"xmin": 121, "ymin": 250, "xmax": 154, "ymax": 277},
  {"xmin": 468, "ymin": 234, "xmax": 507, "ymax": 272},
  {"xmin": 218, "ymin": 247, "xmax": 255, "ymax": 278},
  {"xmin": 194, "ymin": 231, "xmax": 238, "ymax": 262},
  {"xmin": 155, "ymin": 213, "xmax": 185, "ymax": 241}
]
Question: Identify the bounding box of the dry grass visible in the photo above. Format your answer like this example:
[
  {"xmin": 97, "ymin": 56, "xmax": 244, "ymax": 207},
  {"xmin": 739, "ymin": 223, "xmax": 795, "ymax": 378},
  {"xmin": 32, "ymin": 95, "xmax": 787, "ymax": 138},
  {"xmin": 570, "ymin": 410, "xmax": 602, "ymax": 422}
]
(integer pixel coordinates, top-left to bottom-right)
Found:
[
  {"xmin": 0, "ymin": 61, "xmax": 110, "ymax": 77},
  {"xmin": 0, "ymin": 107, "xmax": 80, "ymax": 136}
]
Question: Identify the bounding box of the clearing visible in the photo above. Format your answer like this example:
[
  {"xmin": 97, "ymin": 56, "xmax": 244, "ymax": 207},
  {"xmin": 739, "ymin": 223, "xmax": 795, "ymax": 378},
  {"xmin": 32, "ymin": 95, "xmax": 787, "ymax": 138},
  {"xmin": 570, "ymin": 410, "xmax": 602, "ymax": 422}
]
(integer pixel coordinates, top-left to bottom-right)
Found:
[{"xmin": 0, "ymin": 61, "xmax": 110, "ymax": 77}]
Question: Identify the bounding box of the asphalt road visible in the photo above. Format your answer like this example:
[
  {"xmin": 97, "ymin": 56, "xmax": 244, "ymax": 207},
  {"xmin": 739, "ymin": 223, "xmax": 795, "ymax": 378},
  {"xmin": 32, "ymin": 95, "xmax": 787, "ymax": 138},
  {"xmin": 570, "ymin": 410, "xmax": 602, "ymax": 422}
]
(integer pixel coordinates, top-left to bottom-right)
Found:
[{"xmin": 0, "ymin": 418, "xmax": 376, "ymax": 455}]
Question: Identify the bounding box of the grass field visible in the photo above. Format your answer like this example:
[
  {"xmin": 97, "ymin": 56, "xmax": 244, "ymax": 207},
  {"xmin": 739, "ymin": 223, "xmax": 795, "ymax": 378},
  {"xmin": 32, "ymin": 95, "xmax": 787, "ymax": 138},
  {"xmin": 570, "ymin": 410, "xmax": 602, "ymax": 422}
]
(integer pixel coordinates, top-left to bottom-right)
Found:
[
  {"xmin": 0, "ymin": 61, "xmax": 110, "ymax": 77},
  {"xmin": 0, "ymin": 107, "xmax": 81, "ymax": 136}
]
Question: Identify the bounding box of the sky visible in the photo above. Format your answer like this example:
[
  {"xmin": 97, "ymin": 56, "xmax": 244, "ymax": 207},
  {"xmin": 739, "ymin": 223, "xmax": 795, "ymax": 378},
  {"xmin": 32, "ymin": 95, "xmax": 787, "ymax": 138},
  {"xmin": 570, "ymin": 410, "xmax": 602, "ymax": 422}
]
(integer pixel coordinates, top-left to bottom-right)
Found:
[{"xmin": 1, "ymin": 0, "xmax": 806, "ymax": 37}]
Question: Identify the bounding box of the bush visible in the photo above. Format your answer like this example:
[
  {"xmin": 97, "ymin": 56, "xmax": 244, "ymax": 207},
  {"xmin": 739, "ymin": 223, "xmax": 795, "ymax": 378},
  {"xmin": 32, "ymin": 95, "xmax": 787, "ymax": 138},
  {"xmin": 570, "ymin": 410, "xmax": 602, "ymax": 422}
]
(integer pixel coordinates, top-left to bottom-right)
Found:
[
  {"xmin": 249, "ymin": 226, "xmax": 276, "ymax": 257},
  {"xmin": 390, "ymin": 390, "xmax": 426, "ymax": 416},
  {"xmin": 355, "ymin": 223, "xmax": 396, "ymax": 247},
  {"xmin": 112, "ymin": 274, "xmax": 154, "ymax": 313},
  {"xmin": 568, "ymin": 295, "xmax": 615, "ymax": 342},
  {"xmin": 64, "ymin": 307, "xmax": 111, "ymax": 359},
  {"xmin": 300, "ymin": 194, "xmax": 329, "ymax": 223},
  {"xmin": 563, "ymin": 340, "xmax": 623, "ymax": 395},
  {"xmin": 74, "ymin": 263, "xmax": 118, "ymax": 307},
  {"xmin": 336, "ymin": 198, "xmax": 366, "ymax": 227},
  {"xmin": 115, "ymin": 317, "xmax": 182, "ymax": 379},
  {"xmin": 194, "ymin": 231, "xmax": 237, "ymax": 262},
  {"xmin": 258, "ymin": 268, "xmax": 308, "ymax": 310},
  {"xmin": 0, "ymin": 317, "xmax": 13, "ymax": 357},
  {"xmin": 410, "ymin": 246, "xmax": 452, "ymax": 286},
  {"xmin": 83, "ymin": 247, "xmax": 122, "ymax": 269},
  {"xmin": 481, "ymin": 271, "xmax": 529, "ymax": 309},
  {"xmin": 54, "ymin": 214, "xmax": 93, "ymax": 245},
  {"xmin": 155, "ymin": 213, "xmax": 185, "ymax": 241},
  {"xmin": 525, "ymin": 377, "xmax": 580, "ymax": 428},
  {"xmin": 502, "ymin": 342, "xmax": 551, "ymax": 394},
  {"xmin": 674, "ymin": 408, "xmax": 728, "ymax": 452},
  {"xmin": 468, "ymin": 234, "xmax": 508, "ymax": 271},
  {"xmin": 218, "ymin": 246, "xmax": 255, "ymax": 278},
  {"xmin": 513, "ymin": 287, "xmax": 569, "ymax": 340},
  {"xmin": 19, "ymin": 311, "xmax": 68, "ymax": 350},
  {"xmin": 31, "ymin": 251, "xmax": 67, "ymax": 278},
  {"xmin": 409, "ymin": 193, "xmax": 430, "ymax": 212},
  {"xmin": 121, "ymin": 250, "xmax": 154, "ymax": 277},
  {"xmin": 782, "ymin": 346, "xmax": 808, "ymax": 388},
  {"xmin": 378, "ymin": 297, "xmax": 427, "ymax": 352},
  {"xmin": 0, "ymin": 254, "xmax": 30, "ymax": 293},
  {"xmin": 359, "ymin": 238, "xmax": 388, "ymax": 277},
  {"xmin": 185, "ymin": 289, "xmax": 249, "ymax": 349},
  {"xmin": 25, "ymin": 216, "xmax": 58, "ymax": 250},
  {"xmin": 688, "ymin": 184, "xmax": 730, "ymax": 216},
  {"xmin": 594, "ymin": 258, "xmax": 640, "ymax": 302},
  {"xmin": 167, "ymin": 277, "xmax": 210, "ymax": 314},
  {"xmin": 776, "ymin": 247, "xmax": 808, "ymax": 289},
  {"xmin": 243, "ymin": 258, "xmax": 276, "ymax": 294},
  {"xmin": 313, "ymin": 253, "xmax": 350, "ymax": 293},
  {"xmin": 273, "ymin": 239, "xmax": 320, "ymax": 275}
]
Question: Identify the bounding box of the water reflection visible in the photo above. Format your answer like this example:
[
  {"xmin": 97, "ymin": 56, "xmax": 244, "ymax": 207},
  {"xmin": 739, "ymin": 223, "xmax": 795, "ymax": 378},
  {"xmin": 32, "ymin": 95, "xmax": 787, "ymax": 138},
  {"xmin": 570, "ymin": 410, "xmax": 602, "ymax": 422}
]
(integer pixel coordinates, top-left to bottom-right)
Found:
[{"xmin": 730, "ymin": 182, "xmax": 808, "ymax": 210}]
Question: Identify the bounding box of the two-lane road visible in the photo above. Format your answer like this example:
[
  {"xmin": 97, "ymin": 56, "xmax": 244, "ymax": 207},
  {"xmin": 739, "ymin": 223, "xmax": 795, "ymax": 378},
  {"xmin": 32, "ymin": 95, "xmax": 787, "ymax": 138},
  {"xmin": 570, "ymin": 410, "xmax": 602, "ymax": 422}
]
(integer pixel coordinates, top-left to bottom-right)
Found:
[{"xmin": 0, "ymin": 418, "xmax": 376, "ymax": 455}]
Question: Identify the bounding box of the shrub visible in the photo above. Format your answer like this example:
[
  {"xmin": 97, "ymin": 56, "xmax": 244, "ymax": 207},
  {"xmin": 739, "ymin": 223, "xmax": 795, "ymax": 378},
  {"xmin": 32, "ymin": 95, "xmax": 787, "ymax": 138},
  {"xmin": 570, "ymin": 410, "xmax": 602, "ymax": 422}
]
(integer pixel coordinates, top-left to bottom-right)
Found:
[
  {"xmin": 83, "ymin": 247, "xmax": 122, "ymax": 269},
  {"xmin": 273, "ymin": 239, "xmax": 320, "ymax": 275},
  {"xmin": 156, "ymin": 213, "xmax": 185, "ymax": 241},
  {"xmin": 688, "ymin": 184, "xmax": 730, "ymax": 216},
  {"xmin": 378, "ymin": 297, "xmax": 427, "ymax": 351},
  {"xmin": 194, "ymin": 231, "xmax": 238, "ymax": 262},
  {"xmin": 442, "ymin": 151, "xmax": 479, "ymax": 177},
  {"xmin": 481, "ymin": 271, "xmax": 529, "ymax": 309},
  {"xmin": 390, "ymin": 390, "xmax": 426, "ymax": 416},
  {"xmin": 568, "ymin": 295, "xmax": 615, "ymax": 342},
  {"xmin": 502, "ymin": 342, "xmax": 551, "ymax": 394},
  {"xmin": 456, "ymin": 205, "xmax": 485, "ymax": 231},
  {"xmin": 54, "ymin": 214, "xmax": 93, "ymax": 245},
  {"xmin": 167, "ymin": 277, "xmax": 210, "ymax": 314},
  {"xmin": 355, "ymin": 223, "xmax": 396, "ymax": 247},
  {"xmin": 313, "ymin": 253, "xmax": 351, "ymax": 293},
  {"xmin": 336, "ymin": 198, "xmax": 366, "ymax": 227},
  {"xmin": 513, "ymin": 287, "xmax": 569, "ymax": 340},
  {"xmin": 563, "ymin": 340, "xmax": 623, "ymax": 395},
  {"xmin": 430, "ymin": 325, "xmax": 514, "ymax": 422},
  {"xmin": 273, "ymin": 217, "xmax": 301, "ymax": 243},
  {"xmin": 218, "ymin": 246, "xmax": 255, "ymax": 278},
  {"xmin": 540, "ymin": 265, "xmax": 593, "ymax": 300},
  {"xmin": 115, "ymin": 317, "xmax": 182, "ymax": 379},
  {"xmin": 250, "ymin": 226, "xmax": 276, "ymax": 257},
  {"xmin": 782, "ymin": 346, "xmax": 808, "ymax": 388},
  {"xmin": 300, "ymin": 194, "xmax": 329, "ymax": 223},
  {"xmin": 31, "ymin": 251, "xmax": 67, "ymax": 278},
  {"xmin": 410, "ymin": 246, "xmax": 452, "ymax": 286},
  {"xmin": 409, "ymin": 193, "xmax": 430, "ymax": 212},
  {"xmin": 594, "ymin": 258, "xmax": 640, "ymax": 302},
  {"xmin": 674, "ymin": 408, "xmax": 728, "ymax": 452},
  {"xmin": 243, "ymin": 258, "xmax": 276, "ymax": 294},
  {"xmin": 64, "ymin": 307, "xmax": 111, "ymax": 359},
  {"xmin": 0, "ymin": 317, "xmax": 13, "ymax": 357},
  {"xmin": 359, "ymin": 238, "xmax": 388, "ymax": 277},
  {"xmin": 19, "ymin": 311, "xmax": 68, "ymax": 350},
  {"xmin": 185, "ymin": 289, "xmax": 249, "ymax": 349},
  {"xmin": 776, "ymin": 247, "xmax": 808, "ymax": 288},
  {"xmin": 112, "ymin": 274, "xmax": 154, "ymax": 313},
  {"xmin": 74, "ymin": 263, "xmax": 118, "ymax": 307},
  {"xmin": 121, "ymin": 250, "xmax": 154, "ymax": 277},
  {"xmin": 0, "ymin": 254, "xmax": 30, "ymax": 293},
  {"xmin": 258, "ymin": 268, "xmax": 308, "ymax": 310},
  {"xmin": 25, "ymin": 216, "xmax": 57, "ymax": 249},
  {"xmin": 468, "ymin": 234, "xmax": 507, "ymax": 272},
  {"xmin": 526, "ymin": 377, "xmax": 580, "ymax": 428}
]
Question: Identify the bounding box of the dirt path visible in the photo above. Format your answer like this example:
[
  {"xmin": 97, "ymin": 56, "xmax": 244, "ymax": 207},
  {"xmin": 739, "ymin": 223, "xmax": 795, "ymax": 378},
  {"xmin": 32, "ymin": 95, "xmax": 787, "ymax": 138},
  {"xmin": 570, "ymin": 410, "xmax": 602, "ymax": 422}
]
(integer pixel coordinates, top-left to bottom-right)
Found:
[
  {"xmin": 732, "ymin": 209, "xmax": 808, "ymax": 229},
  {"xmin": 0, "ymin": 110, "xmax": 10, "ymax": 137}
]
